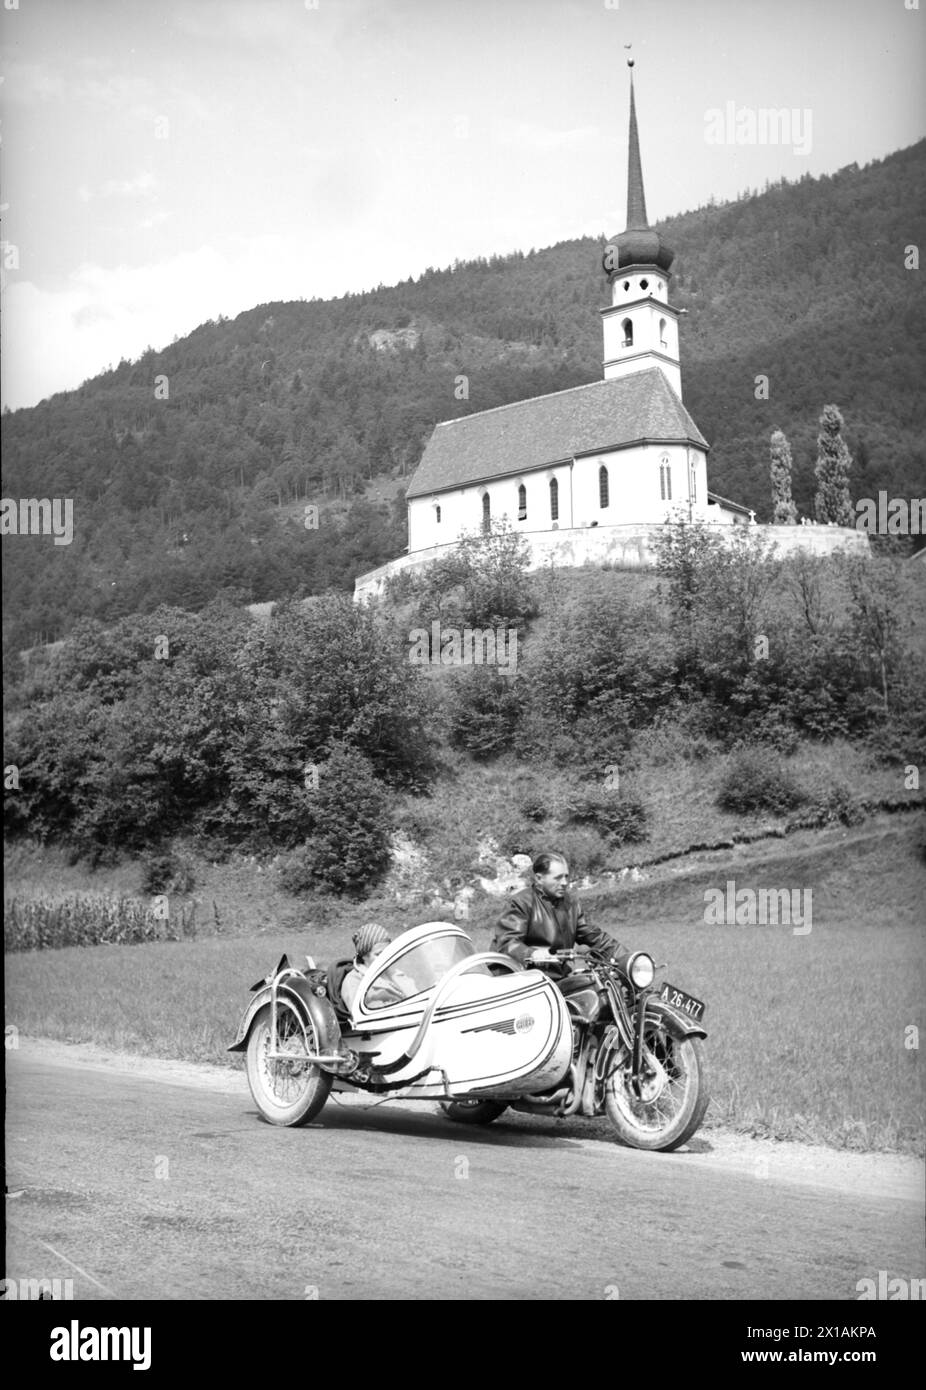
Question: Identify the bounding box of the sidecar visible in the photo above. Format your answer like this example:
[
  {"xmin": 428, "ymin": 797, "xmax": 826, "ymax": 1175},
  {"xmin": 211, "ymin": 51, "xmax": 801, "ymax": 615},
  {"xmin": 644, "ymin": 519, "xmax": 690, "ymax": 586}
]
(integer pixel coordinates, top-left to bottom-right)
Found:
[{"xmin": 231, "ymin": 922, "xmax": 574, "ymax": 1125}]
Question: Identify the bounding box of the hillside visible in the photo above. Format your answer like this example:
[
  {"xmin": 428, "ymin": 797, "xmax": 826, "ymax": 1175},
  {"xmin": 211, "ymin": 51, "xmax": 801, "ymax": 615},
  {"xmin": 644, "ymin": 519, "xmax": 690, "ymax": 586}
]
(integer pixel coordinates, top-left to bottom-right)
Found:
[{"xmin": 2, "ymin": 140, "xmax": 925, "ymax": 650}]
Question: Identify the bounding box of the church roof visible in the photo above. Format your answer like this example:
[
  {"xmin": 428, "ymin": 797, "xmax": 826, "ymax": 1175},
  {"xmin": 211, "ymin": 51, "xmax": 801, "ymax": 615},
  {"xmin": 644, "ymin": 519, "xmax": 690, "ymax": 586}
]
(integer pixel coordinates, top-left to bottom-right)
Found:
[{"xmin": 406, "ymin": 367, "xmax": 708, "ymax": 499}]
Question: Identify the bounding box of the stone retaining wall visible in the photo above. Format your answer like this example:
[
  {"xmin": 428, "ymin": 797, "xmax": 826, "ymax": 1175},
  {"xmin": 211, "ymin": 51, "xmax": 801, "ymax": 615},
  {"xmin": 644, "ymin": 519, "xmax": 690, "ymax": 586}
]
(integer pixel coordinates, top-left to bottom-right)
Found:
[{"xmin": 353, "ymin": 522, "xmax": 869, "ymax": 602}]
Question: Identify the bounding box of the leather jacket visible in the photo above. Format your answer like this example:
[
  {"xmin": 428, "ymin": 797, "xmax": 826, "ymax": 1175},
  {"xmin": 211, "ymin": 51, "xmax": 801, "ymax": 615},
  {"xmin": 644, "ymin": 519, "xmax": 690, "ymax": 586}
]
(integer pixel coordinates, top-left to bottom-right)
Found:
[{"xmin": 492, "ymin": 884, "xmax": 624, "ymax": 966}]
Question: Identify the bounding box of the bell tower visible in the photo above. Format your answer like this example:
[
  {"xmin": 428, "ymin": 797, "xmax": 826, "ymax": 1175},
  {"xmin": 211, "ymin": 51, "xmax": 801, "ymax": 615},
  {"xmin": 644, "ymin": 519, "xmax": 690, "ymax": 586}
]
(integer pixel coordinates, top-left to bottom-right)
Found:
[{"xmin": 601, "ymin": 63, "xmax": 683, "ymax": 398}]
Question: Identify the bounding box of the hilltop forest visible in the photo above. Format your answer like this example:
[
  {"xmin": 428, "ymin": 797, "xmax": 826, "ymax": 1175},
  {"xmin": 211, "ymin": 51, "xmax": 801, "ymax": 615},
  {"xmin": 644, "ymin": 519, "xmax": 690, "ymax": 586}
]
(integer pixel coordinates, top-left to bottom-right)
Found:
[{"xmin": 2, "ymin": 138, "xmax": 925, "ymax": 651}]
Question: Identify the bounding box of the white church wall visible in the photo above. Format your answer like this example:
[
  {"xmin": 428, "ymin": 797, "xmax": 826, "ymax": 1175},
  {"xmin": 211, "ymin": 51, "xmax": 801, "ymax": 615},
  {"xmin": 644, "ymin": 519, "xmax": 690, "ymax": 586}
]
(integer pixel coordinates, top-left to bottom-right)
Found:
[
  {"xmin": 571, "ymin": 443, "xmax": 708, "ymax": 526},
  {"xmin": 408, "ymin": 463, "xmax": 574, "ymax": 550},
  {"xmin": 354, "ymin": 522, "xmax": 868, "ymax": 603}
]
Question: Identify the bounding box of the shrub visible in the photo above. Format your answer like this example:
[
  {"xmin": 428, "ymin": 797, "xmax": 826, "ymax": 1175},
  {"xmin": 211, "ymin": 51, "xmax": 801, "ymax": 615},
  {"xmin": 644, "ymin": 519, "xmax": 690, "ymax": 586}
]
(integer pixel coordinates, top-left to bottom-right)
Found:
[
  {"xmin": 539, "ymin": 828, "xmax": 609, "ymax": 879},
  {"xmin": 446, "ymin": 668, "xmax": 523, "ymax": 760},
  {"xmin": 140, "ymin": 847, "xmax": 196, "ymax": 895},
  {"xmin": 283, "ymin": 745, "xmax": 393, "ymax": 897},
  {"xmin": 627, "ymin": 701, "xmax": 718, "ymax": 766},
  {"xmin": 805, "ymin": 782, "xmax": 865, "ymax": 827},
  {"xmin": 716, "ymin": 748, "xmax": 806, "ymax": 816},
  {"xmin": 565, "ymin": 788, "xmax": 648, "ymax": 846},
  {"xmin": 277, "ymin": 845, "xmax": 318, "ymax": 896}
]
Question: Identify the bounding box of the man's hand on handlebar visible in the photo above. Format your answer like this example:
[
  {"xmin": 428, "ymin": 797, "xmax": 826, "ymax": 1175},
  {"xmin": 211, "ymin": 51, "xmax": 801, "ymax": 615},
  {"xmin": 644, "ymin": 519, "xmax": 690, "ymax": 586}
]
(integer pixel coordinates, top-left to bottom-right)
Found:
[{"xmin": 528, "ymin": 948, "xmax": 558, "ymax": 966}]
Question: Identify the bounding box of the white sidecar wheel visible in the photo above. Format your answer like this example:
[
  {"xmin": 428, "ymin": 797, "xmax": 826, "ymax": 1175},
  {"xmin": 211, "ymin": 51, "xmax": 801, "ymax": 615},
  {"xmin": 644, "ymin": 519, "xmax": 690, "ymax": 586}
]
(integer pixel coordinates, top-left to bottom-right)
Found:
[
  {"xmin": 605, "ymin": 1032, "xmax": 709, "ymax": 1152},
  {"xmin": 246, "ymin": 1000, "xmax": 332, "ymax": 1127},
  {"xmin": 439, "ymin": 1099, "xmax": 508, "ymax": 1126}
]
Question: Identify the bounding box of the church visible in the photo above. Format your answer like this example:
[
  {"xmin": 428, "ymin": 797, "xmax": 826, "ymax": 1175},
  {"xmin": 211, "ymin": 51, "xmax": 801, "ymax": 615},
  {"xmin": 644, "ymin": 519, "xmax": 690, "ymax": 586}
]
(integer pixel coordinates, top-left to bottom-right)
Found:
[
  {"xmin": 404, "ymin": 67, "xmax": 746, "ymax": 555},
  {"xmin": 354, "ymin": 67, "xmax": 864, "ymax": 602}
]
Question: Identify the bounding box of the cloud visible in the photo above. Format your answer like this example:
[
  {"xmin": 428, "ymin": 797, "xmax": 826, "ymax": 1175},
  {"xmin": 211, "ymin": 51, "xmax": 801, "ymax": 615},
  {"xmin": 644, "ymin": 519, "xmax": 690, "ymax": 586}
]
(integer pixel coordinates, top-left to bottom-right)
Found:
[{"xmin": 0, "ymin": 236, "xmax": 337, "ymax": 410}]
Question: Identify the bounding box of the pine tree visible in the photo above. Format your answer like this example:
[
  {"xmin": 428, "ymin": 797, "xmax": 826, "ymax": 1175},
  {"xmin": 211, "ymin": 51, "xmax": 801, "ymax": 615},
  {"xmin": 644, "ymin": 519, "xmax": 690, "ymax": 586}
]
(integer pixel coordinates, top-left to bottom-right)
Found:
[
  {"xmin": 769, "ymin": 428, "xmax": 798, "ymax": 524},
  {"xmin": 813, "ymin": 404, "xmax": 854, "ymax": 525}
]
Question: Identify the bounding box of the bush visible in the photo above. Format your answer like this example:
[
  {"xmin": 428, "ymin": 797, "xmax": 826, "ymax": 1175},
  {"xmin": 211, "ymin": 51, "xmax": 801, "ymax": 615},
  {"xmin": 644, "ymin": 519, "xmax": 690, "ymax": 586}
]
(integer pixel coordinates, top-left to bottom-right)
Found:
[
  {"xmin": 805, "ymin": 782, "xmax": 865, "ymax": 827},
  {"xmin": 447, "ymin": 668, "xmax": 523, "ymax": 760},
  {"xmin": 565, "ymin": 788, "xmax": 648, "ymax": 846},
  {"xmin": 716, "ymin": 748, "xmax": 806, "ymax": 817},
  {"xmin": 140, "ymin": 847, "xmax": 196, "ymax": 895},
  {"xmin": 281, "ymin": 745, "xmax": 393, "ymax": 897},
  {"xmin": 540, "ymin": 828, "xmax": 609, "ymax": 879},
  {"xmin": 628, "ymin": 701, "xmax": 718, "ymax": 766},
  {"xmin": 403, "ymin": 523, "xmax": 537, "ymax": 631},
  {"xmin": 277, "ymin": 845, "xmax": 319, "ymax": 897}
]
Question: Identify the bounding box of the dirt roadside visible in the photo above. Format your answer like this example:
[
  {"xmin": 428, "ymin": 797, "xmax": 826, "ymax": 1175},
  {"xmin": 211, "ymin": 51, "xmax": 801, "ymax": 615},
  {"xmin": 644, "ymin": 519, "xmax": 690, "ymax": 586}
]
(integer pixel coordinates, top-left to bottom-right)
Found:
[{"xmin": 15, "ymin": 1035, "xmax": 924, "ymax": 1205}]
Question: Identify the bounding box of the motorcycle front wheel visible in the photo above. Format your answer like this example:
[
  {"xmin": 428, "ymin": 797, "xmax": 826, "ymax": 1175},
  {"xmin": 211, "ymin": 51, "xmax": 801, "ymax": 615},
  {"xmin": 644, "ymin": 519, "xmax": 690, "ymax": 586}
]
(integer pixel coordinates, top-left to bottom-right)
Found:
[
  {"xmin": 439, "ymin": 1099, "xmax": 508, "ymax": 1125},
  {"xmin": 245, "ymin": 1000, "xmax": 332, "ymax": 1127},
  {"xmin": 605, "ymin": 1031, "xmax": 709, "ymax": 1152}
]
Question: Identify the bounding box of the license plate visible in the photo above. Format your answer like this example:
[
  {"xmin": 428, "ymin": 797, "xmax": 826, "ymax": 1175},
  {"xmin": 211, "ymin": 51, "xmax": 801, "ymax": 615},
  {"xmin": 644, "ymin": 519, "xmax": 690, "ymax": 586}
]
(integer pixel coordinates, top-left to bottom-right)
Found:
[{"xmin": 657, "ymin": 983, "xmax": 706, "ymax": 1023}]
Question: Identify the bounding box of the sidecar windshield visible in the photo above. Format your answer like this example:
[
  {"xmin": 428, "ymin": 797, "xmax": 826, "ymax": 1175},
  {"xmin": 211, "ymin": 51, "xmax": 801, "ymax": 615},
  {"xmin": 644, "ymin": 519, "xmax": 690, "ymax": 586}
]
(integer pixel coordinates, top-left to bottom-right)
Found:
[{"xmin": 364, "ymin": 932, "xmax": 489, "ymax": 1011}]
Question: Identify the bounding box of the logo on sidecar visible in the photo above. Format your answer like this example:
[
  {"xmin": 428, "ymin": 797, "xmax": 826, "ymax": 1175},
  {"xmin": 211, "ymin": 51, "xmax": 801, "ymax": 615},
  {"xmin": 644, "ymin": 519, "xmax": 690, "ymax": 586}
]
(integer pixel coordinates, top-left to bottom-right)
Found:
[{"xmin": 515, "ymin": 1014, "xmax": 535, "ymax": 1034}]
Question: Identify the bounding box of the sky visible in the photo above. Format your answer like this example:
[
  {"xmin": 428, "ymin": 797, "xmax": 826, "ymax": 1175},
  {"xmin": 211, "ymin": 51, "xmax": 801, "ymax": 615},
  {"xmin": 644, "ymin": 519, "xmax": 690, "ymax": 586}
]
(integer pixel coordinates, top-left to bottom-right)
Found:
[{"xmin": 1, "ymin": 0, "xmax": 923, "ymax": 411}]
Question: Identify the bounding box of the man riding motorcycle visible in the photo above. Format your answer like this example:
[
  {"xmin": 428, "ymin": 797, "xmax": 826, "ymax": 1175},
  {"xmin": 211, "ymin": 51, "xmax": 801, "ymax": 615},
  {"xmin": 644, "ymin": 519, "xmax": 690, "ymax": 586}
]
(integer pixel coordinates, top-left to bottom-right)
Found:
[{"xmin": 491, "ymin": 851, "xmax": 626, "ymax": 975}]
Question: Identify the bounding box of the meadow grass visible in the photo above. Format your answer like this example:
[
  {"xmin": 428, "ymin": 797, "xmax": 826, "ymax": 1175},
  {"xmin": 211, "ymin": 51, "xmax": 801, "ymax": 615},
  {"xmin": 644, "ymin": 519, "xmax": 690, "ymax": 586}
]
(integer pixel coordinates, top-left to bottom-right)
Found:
[{"xmin": 6, "ymin": 821, "xmax": 924, "ymax": 1152}]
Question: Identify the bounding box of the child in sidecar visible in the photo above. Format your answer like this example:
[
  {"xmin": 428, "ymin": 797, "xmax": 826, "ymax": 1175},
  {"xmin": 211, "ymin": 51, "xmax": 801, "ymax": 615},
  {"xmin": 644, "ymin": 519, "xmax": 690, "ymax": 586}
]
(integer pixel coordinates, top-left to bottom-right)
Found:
[{"xmin": 335, "ymin": 923, "xmax": 418, "ymax": 1015}]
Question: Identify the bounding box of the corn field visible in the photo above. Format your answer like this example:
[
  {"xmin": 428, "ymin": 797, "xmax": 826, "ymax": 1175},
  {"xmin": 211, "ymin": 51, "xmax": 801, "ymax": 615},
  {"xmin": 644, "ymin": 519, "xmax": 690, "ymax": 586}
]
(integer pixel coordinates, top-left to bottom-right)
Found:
[{"xmin": 4, "ymin": 895, "xmax": 198, "ymax": 952}]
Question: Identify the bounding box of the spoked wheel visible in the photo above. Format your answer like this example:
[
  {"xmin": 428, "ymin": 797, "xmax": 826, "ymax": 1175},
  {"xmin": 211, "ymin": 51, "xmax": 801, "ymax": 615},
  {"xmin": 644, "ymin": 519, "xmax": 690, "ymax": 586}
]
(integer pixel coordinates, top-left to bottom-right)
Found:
[
  {"xmin": 245, "ymin": 1000, "xmax": 332, "ymax": 1127},
  {"xmin": 605, "ymin": 1028, "xmax": 709, "ymax": 1152},
  {"xmin": 439, "ymin": 1099, "xmax": 508, "ymax": 1126}
]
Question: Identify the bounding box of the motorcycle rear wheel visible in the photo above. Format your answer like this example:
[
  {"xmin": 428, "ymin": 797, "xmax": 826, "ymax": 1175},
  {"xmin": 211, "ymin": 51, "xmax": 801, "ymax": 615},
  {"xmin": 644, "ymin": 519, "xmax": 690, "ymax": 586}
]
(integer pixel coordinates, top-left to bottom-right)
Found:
[
  {"xmin": 605, "ymin": 1032, "xmax": 708, "ymax": 1152},
  {"xmin": 246, "ymin": 1000, "xmax": 332, "ymax": 1127},
  {"xmin": 439, "ymin": 1099, "xmax": 508, "ymax": 1125}
]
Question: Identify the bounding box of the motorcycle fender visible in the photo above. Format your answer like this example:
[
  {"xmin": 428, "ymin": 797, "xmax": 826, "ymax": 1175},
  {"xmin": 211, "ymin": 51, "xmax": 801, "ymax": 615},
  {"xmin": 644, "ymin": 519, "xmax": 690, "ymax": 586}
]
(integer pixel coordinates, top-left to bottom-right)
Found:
[
  {"xmin": 644, "ymin": 998, "xmax": 708, "ymax": 1042},
  {"xmin": 228, "ymin": 978, "xmax": 342, "ymax": 1054}
]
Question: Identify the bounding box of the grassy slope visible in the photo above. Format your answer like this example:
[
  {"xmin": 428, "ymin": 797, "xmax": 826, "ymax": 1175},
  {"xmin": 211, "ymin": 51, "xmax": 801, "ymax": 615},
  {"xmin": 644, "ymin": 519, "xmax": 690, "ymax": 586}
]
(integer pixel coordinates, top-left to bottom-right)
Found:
[{"xmin": 6, "ymin": 820, "xmax": 924, "ymax": 1153}]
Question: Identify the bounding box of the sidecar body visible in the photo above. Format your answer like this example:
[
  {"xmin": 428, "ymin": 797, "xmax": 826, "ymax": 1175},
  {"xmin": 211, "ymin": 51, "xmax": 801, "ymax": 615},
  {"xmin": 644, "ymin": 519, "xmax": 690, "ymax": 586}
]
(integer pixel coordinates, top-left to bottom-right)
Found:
[{"xmin": 323, "ymin": 922, "xmax": 572, "ymax": 1099}]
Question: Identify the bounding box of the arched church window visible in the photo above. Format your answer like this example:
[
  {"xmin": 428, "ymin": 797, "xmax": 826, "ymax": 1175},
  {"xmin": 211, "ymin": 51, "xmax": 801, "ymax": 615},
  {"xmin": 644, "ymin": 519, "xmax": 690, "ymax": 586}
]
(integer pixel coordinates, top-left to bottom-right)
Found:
[
  {"xmin": 481, "ymin": 492, "xmax": 491, "ymax": 534},
  {"xmin": 640, "ymin": 278, "xmax": 649, "ymax": 291},
  {"xmin": 621, "ymin": 318, "xmax": 633, "ymax": 348},
  {"xmin": 660, "ymin": 454, "xmax": 672, "ymax": 502},
  {"xmin": 549, "ymin": 477, "xmax": 559, "ymax": 521},
  {"xmin": 517, "ymin": 483, "xmax": 527, "ymax": 520},
  {"xmin": 659, "ymin": 317, "xmax": 667, "ymax": 348},
  {"xmin": 435, "ymin": 505, "xmax": 441, "ymax": 524},
  {"xmin": 599, "ymin": 465, "xmax": 610, "ymax": 509},
  {"xmin": 623, "ymin": 281, "xmax": 630, "ymax": 291},
  {"xmin": 690, "ymin": 464, "xmax": 697, "ymax": 503}
]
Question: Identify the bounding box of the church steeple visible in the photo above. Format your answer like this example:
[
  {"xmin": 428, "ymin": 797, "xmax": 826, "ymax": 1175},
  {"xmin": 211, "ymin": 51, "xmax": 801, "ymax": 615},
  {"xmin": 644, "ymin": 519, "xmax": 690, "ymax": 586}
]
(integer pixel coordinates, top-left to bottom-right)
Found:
[
  {"xmin": 600, "ymin": 61, "xmax": 683, "ymax": 398},
  {"xmin": 625, "ymin": 73, "xmax": 648, "ymax": 231}
]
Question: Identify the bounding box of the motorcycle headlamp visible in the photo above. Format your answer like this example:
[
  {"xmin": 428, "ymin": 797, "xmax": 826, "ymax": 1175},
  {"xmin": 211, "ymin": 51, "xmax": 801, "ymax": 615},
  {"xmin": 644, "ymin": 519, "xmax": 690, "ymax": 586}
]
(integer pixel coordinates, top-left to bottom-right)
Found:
[{"xmin": 626, "ymin": 951, "xmax": 655, "ymax": 989}]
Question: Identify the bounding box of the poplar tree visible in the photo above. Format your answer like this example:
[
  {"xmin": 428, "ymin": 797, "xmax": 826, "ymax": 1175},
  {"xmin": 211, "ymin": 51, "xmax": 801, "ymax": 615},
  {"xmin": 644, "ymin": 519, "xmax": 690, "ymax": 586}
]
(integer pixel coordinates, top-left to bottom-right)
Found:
[
  {"xmin": 769, "ymin": 428, "xmax": 798, "ymax": 524},
  {"xmin": 813, "ymin": 404, "xmax": 854, "ymax": 525}
]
